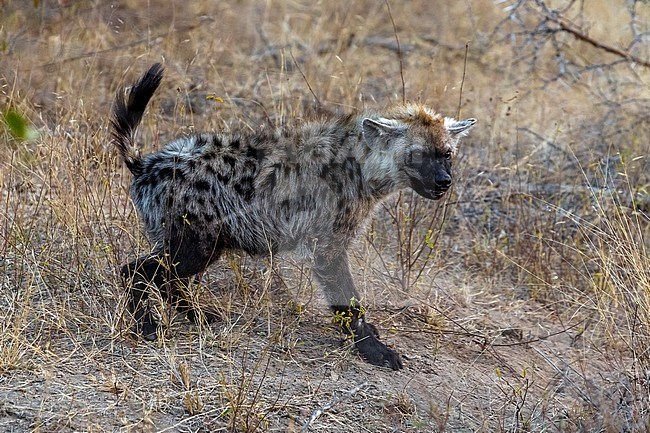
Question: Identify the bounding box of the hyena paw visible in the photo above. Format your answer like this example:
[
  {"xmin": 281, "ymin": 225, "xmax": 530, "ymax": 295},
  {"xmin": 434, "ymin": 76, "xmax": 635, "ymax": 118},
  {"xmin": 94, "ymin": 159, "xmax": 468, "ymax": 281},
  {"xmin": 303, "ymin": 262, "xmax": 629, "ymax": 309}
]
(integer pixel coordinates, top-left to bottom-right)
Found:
[
  {"xmin": 354, "ymin": 323, "xmax": 403, "ymax": 370},
  {"xmin": 133, "ymin": 314, "xmax": 159, "ymax": 341},
  {"xmin": 184, "ymin": 307, "xmax": 219, "ymax": 326}
]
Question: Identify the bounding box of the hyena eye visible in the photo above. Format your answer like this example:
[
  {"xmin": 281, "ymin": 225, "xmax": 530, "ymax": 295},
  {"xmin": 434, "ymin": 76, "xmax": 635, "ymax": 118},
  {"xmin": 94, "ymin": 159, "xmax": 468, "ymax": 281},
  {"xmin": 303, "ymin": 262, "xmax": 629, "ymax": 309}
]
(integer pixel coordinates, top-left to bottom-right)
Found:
[
  {"xmin": 444, "ymin": 150, "xmax": 452, "ymax": 160},
  {"xmin": 410, "ymin": 149, "xmax": 423, "ymax": 164}
]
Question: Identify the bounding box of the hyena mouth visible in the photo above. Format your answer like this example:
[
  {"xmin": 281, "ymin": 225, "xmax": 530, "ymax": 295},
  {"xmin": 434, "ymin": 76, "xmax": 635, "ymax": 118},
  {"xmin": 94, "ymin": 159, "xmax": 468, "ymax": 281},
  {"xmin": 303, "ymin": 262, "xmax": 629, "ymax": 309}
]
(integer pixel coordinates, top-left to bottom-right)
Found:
[
  {"xmin": 432, "ymin": 178, "xmax": 454, "ymax": 199},
  {"xmin": 432, "ymin": 189, "xmax": 447, "ymax": 200},
  {"xmin": 410, "ymin": 176, "xmax": 451, "ymax": 200}
]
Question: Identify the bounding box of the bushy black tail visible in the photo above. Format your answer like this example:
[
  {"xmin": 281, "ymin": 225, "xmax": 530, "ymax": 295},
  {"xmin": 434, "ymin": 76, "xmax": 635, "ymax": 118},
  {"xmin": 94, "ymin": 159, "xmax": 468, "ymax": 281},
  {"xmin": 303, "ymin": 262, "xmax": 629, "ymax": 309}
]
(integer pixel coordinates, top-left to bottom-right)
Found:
[{"xmin": 111, "ymin": 63, "xmax": 164, "ymax": 177}]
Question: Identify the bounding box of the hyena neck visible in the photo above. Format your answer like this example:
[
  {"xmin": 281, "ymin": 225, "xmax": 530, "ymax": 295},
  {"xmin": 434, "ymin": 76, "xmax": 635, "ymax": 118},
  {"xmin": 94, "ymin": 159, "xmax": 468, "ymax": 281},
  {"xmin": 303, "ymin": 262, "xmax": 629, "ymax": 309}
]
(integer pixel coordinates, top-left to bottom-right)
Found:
[{"xmin": 349, "ymin": 116, "xmax": 402, "ymax": 201}]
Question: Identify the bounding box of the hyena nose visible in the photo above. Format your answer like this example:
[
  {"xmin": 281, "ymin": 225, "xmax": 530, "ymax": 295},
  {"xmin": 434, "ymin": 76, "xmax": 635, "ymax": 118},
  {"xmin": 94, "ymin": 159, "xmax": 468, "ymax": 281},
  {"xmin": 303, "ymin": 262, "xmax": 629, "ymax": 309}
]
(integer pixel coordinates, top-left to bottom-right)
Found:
[{"xmin": 436, "ymin": 175, "xmax": 452, "ymax": 190}]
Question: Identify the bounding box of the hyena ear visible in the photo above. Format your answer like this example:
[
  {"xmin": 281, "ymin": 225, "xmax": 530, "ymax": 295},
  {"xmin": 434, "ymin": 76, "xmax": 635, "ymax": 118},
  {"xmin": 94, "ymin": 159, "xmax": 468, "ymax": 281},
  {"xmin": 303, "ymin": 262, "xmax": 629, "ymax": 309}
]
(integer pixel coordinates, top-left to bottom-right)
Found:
[
  {"xmin": 445, "ymin": 118, "xmax": 477, "ymax": 137},
  {"xmin": 362, "ymin": 117, "xmax": 405, "ymax": 147}
]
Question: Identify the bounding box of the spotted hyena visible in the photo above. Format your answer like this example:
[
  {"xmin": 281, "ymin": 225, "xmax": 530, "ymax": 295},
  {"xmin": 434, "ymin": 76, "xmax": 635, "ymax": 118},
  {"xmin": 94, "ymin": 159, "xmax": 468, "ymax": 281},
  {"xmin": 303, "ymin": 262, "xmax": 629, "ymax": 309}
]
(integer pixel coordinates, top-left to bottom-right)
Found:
[{"xmin": 112, "ymin": 63, "xmax": 476, "ymax": 370}]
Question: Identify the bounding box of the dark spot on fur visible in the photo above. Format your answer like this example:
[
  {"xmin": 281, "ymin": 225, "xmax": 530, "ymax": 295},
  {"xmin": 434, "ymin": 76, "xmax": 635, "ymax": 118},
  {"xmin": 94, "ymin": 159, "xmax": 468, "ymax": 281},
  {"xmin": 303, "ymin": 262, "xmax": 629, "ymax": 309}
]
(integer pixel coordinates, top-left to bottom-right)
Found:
[
  {"xmin": 234, "ymin": 179, "xmax": 254, "ymax": 201},
  {"xmin": 243, "ymin": 159, "xmax": 257, "ymax": 174},
  {"xmin": 194, "ymin": 179, "xmax": 210, "ymax": 192},
  {"xmin": 211, "ymin": 135, "xmax": 222, "ymax": 148},
  {"xmin": 158, "ymin": 167, "xmax": 174, "ymax": 180},
  {"xmin": 319, "ymin": 164, "xmax": 330, "ymax": 178},
  {"xmin": 333, "ymin": 204, "xmax": 351, "ymax": 232},
  {"xmin": 158, "ymin": 166, "xmax": 185, "ymax": 182},
  {"xmin": 217, "ymin": 172, "xmax": 230, "ymax": 184},
  {"xmin": 269, "ymin": 173, "xmax": 278, "ymax": 190},
  {"xmin": 247, "ymin": 146, "xmax": 266, "ymax": 161},
  {"xmin": 230, "ymin": 137, "xmax": 240, "ymax": 149},
  {"xmin": 223, "ymin": 154, "xmax": 237, "ymax": 167}
]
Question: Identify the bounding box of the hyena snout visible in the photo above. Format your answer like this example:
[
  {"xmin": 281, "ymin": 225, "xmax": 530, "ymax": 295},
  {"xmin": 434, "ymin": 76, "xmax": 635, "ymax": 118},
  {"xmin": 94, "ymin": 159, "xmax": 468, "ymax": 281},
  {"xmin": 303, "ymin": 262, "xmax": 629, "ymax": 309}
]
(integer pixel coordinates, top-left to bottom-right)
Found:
[
  {"xmin": 434, "ymin": 169, "xmax": 452, "ymax": 190},
  {"xmin": 408, "ymin": 157, "xmax": 454, "ymax": 200},
  {"xmin": 431, "ymin": 172, "xmax": 452, "ymax": 200}
]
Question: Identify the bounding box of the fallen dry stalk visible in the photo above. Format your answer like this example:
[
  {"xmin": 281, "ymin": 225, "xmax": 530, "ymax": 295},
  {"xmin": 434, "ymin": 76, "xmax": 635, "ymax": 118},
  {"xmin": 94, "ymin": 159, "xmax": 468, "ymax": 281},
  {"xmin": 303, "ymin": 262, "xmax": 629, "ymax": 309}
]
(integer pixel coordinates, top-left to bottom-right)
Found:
[{"xmin": 301, "ymin": 381, "xmax": 369, "ymax": 432}]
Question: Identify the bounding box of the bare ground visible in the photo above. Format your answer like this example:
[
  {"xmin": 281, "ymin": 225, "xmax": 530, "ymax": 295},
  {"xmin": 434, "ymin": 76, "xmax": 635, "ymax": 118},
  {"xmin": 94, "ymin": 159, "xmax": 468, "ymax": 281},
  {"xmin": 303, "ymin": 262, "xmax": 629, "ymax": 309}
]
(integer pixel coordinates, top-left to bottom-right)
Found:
[{"xmin": 1, "ymin": 235, "xmax": 645, "ymax": 432}]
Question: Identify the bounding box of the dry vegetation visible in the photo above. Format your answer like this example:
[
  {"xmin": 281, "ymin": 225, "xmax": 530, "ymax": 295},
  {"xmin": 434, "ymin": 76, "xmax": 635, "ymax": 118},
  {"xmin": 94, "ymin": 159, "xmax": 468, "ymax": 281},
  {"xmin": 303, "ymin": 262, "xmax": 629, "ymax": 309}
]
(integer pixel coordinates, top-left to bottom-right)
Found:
[{"xmin": 1, "ymin": 0, "xmax": 649, "ymax": 432}]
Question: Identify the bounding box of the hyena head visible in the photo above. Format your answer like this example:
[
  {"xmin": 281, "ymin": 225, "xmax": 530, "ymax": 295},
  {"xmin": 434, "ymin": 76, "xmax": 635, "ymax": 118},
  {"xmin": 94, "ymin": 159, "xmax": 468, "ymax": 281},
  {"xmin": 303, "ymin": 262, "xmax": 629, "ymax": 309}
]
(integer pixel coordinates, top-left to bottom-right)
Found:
[{"xmin": 361, "ymin": 103, "xmax": 476, "ymax": 200}]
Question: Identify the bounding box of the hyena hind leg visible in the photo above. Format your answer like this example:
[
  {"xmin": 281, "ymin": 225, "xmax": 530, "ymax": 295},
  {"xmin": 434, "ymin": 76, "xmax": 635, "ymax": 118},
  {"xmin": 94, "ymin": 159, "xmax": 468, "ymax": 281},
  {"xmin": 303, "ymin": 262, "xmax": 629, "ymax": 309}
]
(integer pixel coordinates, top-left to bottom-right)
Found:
[
  {"xmin": 164, "ymin": 237, "xmax": 223, "ymax": 326},
  {"xmin": 121, "ymin": 245, "xmax": 220, "ymax": 340},
  {"xmin": 121, "ymin": 255, "xmax": 168, "ymax": 341},
  {"xmin": 165, "ymin": 276, "xmax": 220, "ymax": 326}
]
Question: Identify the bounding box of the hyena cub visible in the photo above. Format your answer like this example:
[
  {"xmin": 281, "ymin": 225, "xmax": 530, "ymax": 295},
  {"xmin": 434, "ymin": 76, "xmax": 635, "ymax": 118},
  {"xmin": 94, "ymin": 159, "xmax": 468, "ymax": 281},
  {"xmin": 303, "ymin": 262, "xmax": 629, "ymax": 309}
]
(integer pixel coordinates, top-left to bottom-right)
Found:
[{"xmin": 112, "ymin": 63, "xmax": 476, "ymax": 370}]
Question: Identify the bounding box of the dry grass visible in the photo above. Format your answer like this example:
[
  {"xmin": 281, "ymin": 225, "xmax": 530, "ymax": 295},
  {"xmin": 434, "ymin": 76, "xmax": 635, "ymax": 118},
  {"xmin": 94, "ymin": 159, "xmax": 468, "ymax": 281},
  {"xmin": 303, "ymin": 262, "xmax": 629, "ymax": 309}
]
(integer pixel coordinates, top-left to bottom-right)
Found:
[{"xmin": 1, "ymin": 0, "xmax": 649, "ymax": 432}]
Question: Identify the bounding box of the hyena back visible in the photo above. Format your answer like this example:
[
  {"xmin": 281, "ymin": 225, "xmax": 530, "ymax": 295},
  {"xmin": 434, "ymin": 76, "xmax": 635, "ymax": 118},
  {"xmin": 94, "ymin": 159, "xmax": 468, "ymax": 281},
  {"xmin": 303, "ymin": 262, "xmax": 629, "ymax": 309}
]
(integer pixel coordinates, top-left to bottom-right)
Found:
[{"xmin": 112, "ymin": 63, "xmax": 476, "ymax": 370}]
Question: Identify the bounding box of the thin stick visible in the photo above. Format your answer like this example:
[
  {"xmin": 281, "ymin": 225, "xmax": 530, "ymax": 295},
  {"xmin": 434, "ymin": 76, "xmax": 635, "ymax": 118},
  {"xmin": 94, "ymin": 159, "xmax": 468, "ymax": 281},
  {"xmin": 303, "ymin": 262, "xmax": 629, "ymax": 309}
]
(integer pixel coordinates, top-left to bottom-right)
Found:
[
  {"xmin": 457, "ymin": 42, "xmax": 469, "ymax": 119},
  {"xmin": 301, "ymin": 381, "xmax": 369, "ymax": 431},
  {"xmin": 290, "ymin": 49, "xmax": 322, "ymax": 108},
  {"xmin": 549, "ymin": 12, "xmax": 650, "ymax": 69},
  {"xmin": 385, "ymin": 0, "xmax": 405, "ymax": 103}
]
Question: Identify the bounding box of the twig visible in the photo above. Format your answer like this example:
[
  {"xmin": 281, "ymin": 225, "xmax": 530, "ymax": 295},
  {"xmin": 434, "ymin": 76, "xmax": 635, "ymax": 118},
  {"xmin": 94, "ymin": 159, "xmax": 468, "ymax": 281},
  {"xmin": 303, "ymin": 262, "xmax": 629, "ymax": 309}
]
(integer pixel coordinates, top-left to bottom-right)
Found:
[
  {"xmin": 531, "ymin": 344, "xmax": 598, "ymax": 409},
  {"xmin": 301, "ymin": 381, "xmax": 369, "ymax": 432},
  {"xmin": 364, "ymin": 36, "xmax": 414, "ymax": 53},
  {"xmin": 546, "ymin": 11, "xmax": 650, "ymax": 69},
  {"xmin": 290, "ymin": 49, "xmax": 322, "ymax": 108},
  {"xmin": 401, "ymin": 304, "xmax": 587, "ymax": 348},
  {"xmin": 36, "ymin": 21, "xmax": 209, "ymax": 71},
  {"xmin": 457, "ymin": 42, "xmax": 469, "ymax": 119},
  {"xmin": 385, "ymin": 0, "xmax": 405, "ymax": 103}
]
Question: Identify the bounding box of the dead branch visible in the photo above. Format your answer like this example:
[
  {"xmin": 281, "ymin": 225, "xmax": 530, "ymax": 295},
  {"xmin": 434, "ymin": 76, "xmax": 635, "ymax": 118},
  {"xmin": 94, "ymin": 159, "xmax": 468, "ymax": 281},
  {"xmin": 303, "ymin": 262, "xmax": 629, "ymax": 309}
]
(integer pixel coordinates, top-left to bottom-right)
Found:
[
  {"xmin": 301, "ymin": 381, "xmax": 369, "ymax": 432},
  {"xmin": 290, "ymin": 49, "xmax": 322, "ymax": 108},
  {"xmin": 548, "ymin": 13, "xmax": 650, "ymax": 69},
  {"xmin": 385, "ymin": 0, "xmax": 406, "ymax": 103}
]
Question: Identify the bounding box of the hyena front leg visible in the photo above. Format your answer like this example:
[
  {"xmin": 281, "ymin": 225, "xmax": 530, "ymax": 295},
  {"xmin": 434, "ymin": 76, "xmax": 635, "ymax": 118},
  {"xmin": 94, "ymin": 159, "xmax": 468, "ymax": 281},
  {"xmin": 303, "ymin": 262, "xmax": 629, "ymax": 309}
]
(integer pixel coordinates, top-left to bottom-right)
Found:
[{"xmin": 313, "ymin": 248, "xmax": 403, "ymax": 370}]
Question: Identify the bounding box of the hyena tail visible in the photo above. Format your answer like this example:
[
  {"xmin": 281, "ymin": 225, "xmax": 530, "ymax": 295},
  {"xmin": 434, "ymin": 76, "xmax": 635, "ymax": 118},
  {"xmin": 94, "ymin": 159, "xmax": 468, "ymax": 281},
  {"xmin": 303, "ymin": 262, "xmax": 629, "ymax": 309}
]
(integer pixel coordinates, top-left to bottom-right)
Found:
[{"xmin": 111, "ymin": 63, "xmax": 164, "ymax": 177}]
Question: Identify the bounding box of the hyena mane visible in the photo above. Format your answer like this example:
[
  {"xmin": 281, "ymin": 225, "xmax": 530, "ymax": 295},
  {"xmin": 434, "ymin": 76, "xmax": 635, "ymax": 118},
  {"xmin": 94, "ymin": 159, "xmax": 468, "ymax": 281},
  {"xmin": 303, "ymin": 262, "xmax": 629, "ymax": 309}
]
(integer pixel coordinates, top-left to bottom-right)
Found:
[{"xmin": 112, "ymin": 63, "xmax": 476, "ymax": 370}]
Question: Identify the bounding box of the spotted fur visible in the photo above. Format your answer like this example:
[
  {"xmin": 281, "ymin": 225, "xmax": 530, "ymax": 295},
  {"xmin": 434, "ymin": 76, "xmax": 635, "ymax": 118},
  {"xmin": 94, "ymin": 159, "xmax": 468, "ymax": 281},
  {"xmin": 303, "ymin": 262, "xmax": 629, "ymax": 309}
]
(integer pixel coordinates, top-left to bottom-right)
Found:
[{"xmin": 112, "ymin": 63, "xmax": 476, "ymax": 370}]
